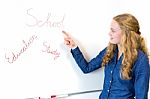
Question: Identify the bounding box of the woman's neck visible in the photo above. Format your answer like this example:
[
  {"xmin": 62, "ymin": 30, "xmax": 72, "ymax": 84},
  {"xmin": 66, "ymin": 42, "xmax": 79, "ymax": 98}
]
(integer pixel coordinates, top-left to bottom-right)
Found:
[{"xmin": 117, "ymin": 44, "xmax": 123, "ymax": 60}]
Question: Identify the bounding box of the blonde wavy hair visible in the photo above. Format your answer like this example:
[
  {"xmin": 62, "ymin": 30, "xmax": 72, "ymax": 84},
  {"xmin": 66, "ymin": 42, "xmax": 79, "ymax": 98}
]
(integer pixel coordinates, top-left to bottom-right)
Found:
[{"xmin": 101, "ymin": 13, "xmax": 149, "ymax": 80}]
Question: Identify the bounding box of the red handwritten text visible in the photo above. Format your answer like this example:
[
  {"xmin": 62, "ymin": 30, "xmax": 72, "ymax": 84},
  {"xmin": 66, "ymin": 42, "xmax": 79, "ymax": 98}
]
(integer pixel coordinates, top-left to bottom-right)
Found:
[
  {"xmin": 42, "ymin": 41, "xmax": 60, "ymax": 60},
  {"xmin": 5, "ymin": 35, "xmax": 37, "ymax": 64},
  {"xmin": 26, "ymin": 8, "xmax": 65, "ymax": 28}
]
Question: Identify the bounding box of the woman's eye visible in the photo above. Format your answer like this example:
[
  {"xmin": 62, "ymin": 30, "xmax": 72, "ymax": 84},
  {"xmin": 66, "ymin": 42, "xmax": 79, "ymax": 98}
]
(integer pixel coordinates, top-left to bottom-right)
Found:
[{"xmin": 111, "ymin": 30, "xmax": 115, "ymax": 33}]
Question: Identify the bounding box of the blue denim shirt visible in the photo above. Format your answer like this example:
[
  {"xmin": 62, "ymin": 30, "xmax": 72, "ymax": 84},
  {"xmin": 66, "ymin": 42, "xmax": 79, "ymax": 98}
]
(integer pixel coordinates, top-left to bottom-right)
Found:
[{"xmin": 71, "ymin": 47, "xmax": 150, "ymax": 99}]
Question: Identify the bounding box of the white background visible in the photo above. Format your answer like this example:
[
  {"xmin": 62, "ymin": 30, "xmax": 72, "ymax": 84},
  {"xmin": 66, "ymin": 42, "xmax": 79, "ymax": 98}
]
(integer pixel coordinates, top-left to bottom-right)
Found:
[{"xmin": 0, "ymin": 0, "xmax": 149, "ymax": 99}]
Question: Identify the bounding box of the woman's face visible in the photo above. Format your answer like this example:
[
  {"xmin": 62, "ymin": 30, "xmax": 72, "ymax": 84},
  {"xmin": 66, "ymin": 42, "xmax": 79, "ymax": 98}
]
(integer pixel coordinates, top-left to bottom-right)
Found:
[{"xmin": 109, "ymin": 20, "xmax": 122, "ymax": 44}]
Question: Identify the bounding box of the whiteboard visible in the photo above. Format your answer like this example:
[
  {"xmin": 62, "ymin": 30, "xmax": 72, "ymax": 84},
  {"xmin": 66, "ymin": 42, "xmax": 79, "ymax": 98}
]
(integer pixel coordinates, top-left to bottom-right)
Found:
[{"xmin": 0, "ymin": 0, "xmax": 149, "ymax": 99}]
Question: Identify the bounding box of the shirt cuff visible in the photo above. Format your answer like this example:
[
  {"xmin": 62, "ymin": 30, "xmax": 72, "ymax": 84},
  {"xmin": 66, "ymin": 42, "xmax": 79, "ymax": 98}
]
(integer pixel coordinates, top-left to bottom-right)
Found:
[{"xmin": 71, "ymin": 46, "xmax": 81, "ymax": 55}]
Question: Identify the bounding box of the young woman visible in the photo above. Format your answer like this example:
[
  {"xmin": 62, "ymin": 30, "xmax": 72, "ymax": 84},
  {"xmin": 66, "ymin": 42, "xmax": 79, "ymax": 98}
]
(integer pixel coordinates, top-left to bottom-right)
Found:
[{"xmin": 63, "ymin": 13, "xmax": 150, "ymax": 99}]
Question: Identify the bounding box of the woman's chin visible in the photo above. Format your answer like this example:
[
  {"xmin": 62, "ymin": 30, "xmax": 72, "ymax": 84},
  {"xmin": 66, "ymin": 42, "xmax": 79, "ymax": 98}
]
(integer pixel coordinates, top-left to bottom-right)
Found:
[{"xmin": 109, "ymin": 40, "xmax": 117, "ymax": 44}]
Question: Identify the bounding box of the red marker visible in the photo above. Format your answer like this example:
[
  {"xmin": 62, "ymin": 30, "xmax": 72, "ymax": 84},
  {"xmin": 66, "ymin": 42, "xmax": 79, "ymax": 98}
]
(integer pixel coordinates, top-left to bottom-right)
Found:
[
  {"xmin": 51, "ymin": 94, "xmax": 69, "ymax": 98},
  {"xmin": 51, "ymin": 95, "xmax": 56, "ymax": 98}
]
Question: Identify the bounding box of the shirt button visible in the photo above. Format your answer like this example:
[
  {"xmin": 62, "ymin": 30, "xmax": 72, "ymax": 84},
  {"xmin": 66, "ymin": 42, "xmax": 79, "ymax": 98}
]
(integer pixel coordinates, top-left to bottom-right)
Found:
[
  {"xmin": 107, "ymin": 90, "xmax": 109, "ymax": 92},
  {"xmin": 110, "ymin": 81, "xmax": 111, "ymax": 83},
  {"xmin": 111, "ymin": 71, "xmax": 113, "ymax": 74}
]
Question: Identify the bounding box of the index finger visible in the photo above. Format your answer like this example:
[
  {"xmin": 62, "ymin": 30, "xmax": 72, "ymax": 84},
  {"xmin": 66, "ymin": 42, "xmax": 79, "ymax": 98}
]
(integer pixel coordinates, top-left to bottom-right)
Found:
[{"xmin": 62, "ymin": 31, "xmax": 70, "ymax": 37}]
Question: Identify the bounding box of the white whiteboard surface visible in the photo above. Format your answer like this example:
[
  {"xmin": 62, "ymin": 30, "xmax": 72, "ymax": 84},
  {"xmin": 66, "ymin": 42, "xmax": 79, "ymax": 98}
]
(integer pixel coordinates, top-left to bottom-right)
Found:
[{"xmin": 0, "ymin": 0, "xmax": 149, "ymax": 99}]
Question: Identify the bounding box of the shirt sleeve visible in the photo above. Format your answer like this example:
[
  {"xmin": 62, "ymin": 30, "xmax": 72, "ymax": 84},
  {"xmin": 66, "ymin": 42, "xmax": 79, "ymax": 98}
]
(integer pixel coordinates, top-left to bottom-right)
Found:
[
  {"xmin": 71, "ymin": 47, "xmax": 106, "ymax": 73},
  {"xmin": 134, "ymin": 54, "xmax": 150, "ymax": 99}
]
